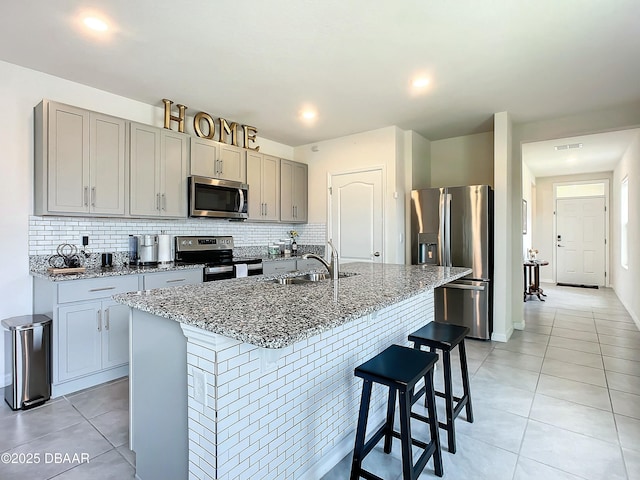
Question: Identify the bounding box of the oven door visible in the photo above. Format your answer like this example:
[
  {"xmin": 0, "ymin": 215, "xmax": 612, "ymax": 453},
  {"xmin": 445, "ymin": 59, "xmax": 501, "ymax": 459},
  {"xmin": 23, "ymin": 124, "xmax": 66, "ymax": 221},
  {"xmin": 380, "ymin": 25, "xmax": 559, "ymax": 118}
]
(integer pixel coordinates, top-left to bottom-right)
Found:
[{"xmin": 189, "ymin": 176, "xmax": 248, "ymax": 219}]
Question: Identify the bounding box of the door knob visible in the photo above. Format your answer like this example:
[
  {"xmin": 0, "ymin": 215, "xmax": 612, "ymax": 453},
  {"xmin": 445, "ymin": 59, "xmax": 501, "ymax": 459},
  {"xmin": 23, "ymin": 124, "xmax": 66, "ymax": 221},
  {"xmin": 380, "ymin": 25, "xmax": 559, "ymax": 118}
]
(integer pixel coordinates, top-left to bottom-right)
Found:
[
  {"xmin": 557, "ymin": 245, "xmax": 564, "ymax": 247},
  {"xmin": 373, "ymin": 252, "xmax": 380, "ymax": 257}
]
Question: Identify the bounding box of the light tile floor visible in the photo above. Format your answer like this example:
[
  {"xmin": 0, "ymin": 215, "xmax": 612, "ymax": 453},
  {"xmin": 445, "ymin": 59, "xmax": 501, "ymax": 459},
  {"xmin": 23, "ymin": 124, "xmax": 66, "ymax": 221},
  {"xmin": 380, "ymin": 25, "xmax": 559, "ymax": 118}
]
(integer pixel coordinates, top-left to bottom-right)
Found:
[
  {"xmin": 323, "ymin": 284, "xmax": 640, "ymax": 480},
  {"xmin": 1, "ymin": 284, "xmax": 638, "ymax": 479},
  {"xmin": 0, "ymin": 377, "xmax": 134, "ymax": 479}
]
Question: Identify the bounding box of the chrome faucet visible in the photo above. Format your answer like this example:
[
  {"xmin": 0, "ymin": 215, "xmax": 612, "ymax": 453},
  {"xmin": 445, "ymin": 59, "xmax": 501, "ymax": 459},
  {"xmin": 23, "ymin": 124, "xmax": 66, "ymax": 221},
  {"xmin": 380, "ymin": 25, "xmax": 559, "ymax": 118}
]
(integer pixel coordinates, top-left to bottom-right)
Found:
[{"xmin": 302, "ymin": 240, "xmax": 339, "ymax": 280}]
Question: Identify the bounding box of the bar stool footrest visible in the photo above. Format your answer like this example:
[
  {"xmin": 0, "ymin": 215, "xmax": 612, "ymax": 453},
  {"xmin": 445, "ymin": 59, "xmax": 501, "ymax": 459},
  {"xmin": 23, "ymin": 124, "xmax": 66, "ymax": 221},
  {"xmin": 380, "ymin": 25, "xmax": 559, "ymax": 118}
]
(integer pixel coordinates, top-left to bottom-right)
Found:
[
  {"xmin": 358, "ymin": 424, "xmax": 389, "ymax": 462},
  {"xmin": 434, "ymin": 390, "xmax": 471, "ymax": 422}
]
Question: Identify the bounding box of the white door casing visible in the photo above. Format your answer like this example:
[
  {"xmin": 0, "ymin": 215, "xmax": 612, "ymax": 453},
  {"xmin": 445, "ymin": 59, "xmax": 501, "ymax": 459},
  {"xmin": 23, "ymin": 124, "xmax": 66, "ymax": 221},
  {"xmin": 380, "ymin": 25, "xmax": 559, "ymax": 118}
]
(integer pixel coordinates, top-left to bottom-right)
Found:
[
  {"xmin": 328, "ymin": 168, "xmax": 384, "ymax": 264},
  {"xmin": 556, "ymin": 197, "xmax": 606, "ymax": 286}
]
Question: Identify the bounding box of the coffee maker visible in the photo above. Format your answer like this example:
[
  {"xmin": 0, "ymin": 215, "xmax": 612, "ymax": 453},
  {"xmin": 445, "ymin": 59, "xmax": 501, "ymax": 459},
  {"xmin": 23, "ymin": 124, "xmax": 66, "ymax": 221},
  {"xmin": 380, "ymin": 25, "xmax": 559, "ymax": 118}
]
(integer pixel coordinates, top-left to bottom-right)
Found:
[{"xmin": 134, "ymin": 235, "xmax": 158, "ymax": 266}]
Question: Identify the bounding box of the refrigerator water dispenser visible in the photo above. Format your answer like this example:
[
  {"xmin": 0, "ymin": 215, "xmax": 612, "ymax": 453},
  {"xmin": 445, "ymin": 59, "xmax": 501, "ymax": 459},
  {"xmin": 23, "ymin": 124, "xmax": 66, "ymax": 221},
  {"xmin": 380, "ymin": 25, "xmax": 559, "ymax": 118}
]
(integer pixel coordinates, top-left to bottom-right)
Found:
[{"xmin": 417, "ymin": 233, "xmax": 438, "ymax": 265}]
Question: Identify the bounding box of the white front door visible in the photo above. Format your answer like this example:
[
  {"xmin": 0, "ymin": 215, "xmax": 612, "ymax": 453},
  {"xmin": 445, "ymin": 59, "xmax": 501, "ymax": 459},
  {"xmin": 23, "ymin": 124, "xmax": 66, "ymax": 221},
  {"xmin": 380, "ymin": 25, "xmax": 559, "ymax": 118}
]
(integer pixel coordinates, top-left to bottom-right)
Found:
[
  {"xmin": 329, "ymin": 169, "xmax": 383, "ymax": 264},
  {"xmin": 556, "ymin": 197, "xmax": 606, "ymax": 286}
]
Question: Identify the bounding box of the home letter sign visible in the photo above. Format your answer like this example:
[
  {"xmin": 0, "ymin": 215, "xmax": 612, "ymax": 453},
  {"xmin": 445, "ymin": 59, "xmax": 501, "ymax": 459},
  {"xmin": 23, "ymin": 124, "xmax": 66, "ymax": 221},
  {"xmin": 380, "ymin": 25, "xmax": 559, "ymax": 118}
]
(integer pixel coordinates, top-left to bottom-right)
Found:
[{"xmin": 162, "ymin": 98, "xmax": 259, "ymax": 151}]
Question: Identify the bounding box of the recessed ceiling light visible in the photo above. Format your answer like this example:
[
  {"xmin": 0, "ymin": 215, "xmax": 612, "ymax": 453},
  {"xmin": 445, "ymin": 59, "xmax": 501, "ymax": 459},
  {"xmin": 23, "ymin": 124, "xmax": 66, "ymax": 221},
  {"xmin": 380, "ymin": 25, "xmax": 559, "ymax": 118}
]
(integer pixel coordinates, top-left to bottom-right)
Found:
[
  {"xmin": 301, "ymin": 110, "xmax": 316, "ymax": 120},
  {"xmin": 411, "ymin": 77, "xmax": 430, "ymax": 88},
  {"xmin": 83, "ymin": 17, "xmax": 108, "ymax": 32}
]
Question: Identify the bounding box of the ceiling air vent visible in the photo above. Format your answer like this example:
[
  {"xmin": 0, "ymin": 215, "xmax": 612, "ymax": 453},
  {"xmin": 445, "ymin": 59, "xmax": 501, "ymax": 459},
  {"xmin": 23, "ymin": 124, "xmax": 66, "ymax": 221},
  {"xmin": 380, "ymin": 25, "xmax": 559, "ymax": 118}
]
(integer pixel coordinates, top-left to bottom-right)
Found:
[{"xmin": 554, "ymin": 143, "xmax": 583, "ymax": 151}]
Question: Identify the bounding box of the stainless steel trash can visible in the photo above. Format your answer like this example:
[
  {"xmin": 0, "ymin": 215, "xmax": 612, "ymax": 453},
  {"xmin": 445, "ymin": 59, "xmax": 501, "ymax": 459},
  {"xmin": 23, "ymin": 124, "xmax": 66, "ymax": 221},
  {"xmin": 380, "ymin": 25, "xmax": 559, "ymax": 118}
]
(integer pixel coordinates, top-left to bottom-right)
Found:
[{"xmin": 2, "ymin": 315, "xmax": 51, "ymax": 410}]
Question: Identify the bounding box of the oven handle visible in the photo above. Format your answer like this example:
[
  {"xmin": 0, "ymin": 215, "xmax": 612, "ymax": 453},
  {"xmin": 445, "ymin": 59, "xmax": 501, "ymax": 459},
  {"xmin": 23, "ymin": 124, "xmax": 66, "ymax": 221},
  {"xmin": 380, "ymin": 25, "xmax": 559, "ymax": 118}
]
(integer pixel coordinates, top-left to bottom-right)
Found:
[
  {"xmin": 205, "ymin": 265, "xmax": 234, "ymax": 274},
  {"xmin": 247, "ymin": 263, "xmax": 263, "ymax": 271}
]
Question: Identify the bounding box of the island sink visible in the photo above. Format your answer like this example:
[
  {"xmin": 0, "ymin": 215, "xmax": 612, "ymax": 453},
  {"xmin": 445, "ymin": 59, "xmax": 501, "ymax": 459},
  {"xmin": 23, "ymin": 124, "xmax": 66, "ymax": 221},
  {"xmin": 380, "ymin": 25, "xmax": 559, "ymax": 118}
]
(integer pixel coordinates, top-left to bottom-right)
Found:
[{"xmin": 273, "ymin": 271, "xmax": 353, "ymax": 284}]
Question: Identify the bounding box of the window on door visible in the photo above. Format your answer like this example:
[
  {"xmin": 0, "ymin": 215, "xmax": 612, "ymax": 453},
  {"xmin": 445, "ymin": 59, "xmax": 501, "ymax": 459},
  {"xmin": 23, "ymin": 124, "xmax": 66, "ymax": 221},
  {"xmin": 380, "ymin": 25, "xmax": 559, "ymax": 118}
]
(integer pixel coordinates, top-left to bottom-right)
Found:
[
  {"xmin": 621, "ymin": 176, "xmax": 629, "ymax": 269},
  {"xmin": 556, "ymin": 183, "xmax": 606, "ymax": 198}
]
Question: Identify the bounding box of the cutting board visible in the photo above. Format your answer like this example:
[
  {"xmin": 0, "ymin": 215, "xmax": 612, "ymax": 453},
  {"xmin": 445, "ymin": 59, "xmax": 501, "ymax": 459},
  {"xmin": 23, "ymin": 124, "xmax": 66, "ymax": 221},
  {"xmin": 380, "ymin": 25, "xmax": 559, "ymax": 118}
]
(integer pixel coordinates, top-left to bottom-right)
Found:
[{"xmin": 47, "ymin": 266, "xmax": 86, "ymax": 275}]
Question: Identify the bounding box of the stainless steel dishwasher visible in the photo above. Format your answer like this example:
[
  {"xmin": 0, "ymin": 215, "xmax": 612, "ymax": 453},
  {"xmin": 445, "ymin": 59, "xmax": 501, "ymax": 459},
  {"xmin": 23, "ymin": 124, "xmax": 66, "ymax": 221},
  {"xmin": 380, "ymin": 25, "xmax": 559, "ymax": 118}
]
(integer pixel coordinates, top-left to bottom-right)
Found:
[{"xmin": 3, "ymin": 314, "xmax": 52, "ymax": 410}]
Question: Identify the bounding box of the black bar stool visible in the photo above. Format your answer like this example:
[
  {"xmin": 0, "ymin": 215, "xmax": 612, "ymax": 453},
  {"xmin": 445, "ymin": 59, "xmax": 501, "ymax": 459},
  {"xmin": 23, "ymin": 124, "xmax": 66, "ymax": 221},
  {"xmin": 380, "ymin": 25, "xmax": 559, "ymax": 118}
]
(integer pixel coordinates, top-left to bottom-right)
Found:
[
  {"xmin": 350, "ymin": 344, "xmax": 443, "ymax": 480},
  {"xmin": 408, "ymin": 322, "xmax": 473, "ymax": 454}
]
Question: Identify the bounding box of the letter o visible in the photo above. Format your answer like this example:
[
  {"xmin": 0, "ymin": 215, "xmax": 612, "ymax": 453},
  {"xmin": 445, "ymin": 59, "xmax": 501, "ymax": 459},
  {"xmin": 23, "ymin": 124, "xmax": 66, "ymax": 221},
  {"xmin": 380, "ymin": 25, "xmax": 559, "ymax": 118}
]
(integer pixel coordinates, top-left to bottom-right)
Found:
[{"xmin": 194, "ymin": 112, "xmax": 215, "ymax": 139}]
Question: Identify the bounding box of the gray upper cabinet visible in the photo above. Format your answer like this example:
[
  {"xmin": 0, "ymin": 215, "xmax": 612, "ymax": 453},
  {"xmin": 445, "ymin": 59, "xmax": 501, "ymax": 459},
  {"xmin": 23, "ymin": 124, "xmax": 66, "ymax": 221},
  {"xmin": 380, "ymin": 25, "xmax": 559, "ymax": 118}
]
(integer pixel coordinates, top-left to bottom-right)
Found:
[
  {"xmin": 190, "ymin": 137, "xmax": 246, "ymax": 183},
  {"xmin": 34, "ymin": 101, "xmax": 127, "ymax": 216},
  {"xmin": 130, "ymin": 123, "xmax": 188, "ymax": 218},
  {"xmin": 161, "ymin": 130, "xmax": 189, "ymax": 217},
  {"xmin": 246, "ymin": 151, "xmax": 280, "ymax": 221},
  {"xmin": 90, "ymin": 113, "xmax": 127, "ymax": 215},
  {"xmin": 280, "ymin": 160, "xmax": 308, "ymax": 223}
]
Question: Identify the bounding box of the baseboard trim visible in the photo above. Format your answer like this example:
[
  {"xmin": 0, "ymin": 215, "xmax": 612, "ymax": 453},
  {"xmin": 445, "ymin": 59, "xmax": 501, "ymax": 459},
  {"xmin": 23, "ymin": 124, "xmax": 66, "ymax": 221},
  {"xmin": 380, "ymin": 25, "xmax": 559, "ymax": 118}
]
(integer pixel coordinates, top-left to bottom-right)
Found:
[
  {"xmin": 613, "ymin": 290, "xmax": 640, "ymax": 331},
  {"xmin": 491, "ymin": 323, "xmax": 514, "ymax": 342},
  {"xmin": 52, "ymin": 366, "xmax": 128, "ymax": 398}
]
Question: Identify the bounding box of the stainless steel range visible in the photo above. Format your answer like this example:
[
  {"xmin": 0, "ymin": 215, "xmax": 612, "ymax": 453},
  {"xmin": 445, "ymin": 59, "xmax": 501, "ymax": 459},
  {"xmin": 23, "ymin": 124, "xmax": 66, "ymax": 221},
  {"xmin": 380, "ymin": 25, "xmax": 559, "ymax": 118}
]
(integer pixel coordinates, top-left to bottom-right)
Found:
[{"xmin": 174, "ymin": 236, "xmax": 263, "ymax": 281}]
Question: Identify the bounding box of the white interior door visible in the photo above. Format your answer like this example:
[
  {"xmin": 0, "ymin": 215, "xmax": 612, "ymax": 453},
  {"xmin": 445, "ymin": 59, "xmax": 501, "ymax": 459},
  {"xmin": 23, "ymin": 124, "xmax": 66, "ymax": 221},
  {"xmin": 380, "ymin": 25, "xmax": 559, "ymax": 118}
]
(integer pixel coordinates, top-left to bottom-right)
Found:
[
  {"xmin": 329, "ymin": 169, "xmax": 383, "ymax": 264},
  {"xmin": 556, "ymin": 197, "xmax": 606, "ymax": 286}
]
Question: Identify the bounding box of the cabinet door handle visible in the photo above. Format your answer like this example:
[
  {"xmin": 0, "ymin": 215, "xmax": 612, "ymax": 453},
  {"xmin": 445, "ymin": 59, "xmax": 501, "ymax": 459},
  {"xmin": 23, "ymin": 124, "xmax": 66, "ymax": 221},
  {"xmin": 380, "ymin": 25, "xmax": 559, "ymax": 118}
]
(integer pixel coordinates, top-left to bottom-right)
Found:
[
  {"xmin": 219, "ymin": 159, "xmax": 223, "ymax": 175},
  {"xmin": 105, "ymin": 308, "xmax": 110, "ymax": 330},
  {"xmin": 162, "ymin": 193, "xmax": 166, "ymax": 211},
  {"xmin": 166, "ymin": 278, "xmax": 186, "ymax": 283},
  {"xmin": 89, "ymin": 286, "xmax": 116, "ymax": 292},
  {"xmin": 84, "ymin": 187, "xmax": 89, "ymax": 206},
  {"xmin": 157, "ymin": 193, "xmax": 161, "ymax": 211},
  {"xmin": 97, "ymin": 310, "xmax": 102, "ymax": 332},
  {"xmin": 265, "ymin": 203, "xmax": 268, "ymax": 216},
  {"xmin": 91, "ymin": 187, "xmax": 96, "ymax": 207}
]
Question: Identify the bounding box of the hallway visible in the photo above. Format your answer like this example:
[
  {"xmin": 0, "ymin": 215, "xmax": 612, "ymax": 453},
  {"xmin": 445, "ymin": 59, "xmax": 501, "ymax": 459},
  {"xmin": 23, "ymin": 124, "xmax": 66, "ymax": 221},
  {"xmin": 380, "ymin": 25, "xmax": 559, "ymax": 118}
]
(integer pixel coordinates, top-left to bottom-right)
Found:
[{"xmin": 324, "ymin": 283, "xmax": 640, "ymax": 479}]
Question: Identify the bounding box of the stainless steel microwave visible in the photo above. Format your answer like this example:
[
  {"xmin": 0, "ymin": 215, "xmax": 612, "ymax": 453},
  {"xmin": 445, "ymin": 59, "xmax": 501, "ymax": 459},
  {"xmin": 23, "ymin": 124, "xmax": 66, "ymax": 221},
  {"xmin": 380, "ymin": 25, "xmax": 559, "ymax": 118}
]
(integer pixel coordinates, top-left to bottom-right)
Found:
[{"xmin": 188, "ymin": 176, "xmax": 248, "ymax": 219}]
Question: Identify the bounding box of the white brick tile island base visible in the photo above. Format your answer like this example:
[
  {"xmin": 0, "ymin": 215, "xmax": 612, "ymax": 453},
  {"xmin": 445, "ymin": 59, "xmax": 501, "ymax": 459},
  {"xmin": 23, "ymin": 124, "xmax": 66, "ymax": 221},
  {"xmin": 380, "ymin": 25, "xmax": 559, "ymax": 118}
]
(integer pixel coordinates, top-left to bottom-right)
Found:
[
  {"xmin": 180, "ymin": 291, "xmax": 434, "ymax": 480},
  {"xmin": 117, "ymin": 263, "xmax": 471, "ymax": 480}
]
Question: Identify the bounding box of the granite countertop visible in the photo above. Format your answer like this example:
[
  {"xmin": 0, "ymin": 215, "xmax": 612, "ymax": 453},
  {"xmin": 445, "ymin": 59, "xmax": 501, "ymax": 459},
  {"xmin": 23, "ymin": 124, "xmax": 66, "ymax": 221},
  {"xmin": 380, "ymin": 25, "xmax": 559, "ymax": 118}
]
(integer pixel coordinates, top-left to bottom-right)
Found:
[
  {"xmin": 113, "ymin": 262, "xmax": 471, "ymax": 349},
  {"xmin": 30, "ymin": 262, "xmax": 205, "ymax": 282}
]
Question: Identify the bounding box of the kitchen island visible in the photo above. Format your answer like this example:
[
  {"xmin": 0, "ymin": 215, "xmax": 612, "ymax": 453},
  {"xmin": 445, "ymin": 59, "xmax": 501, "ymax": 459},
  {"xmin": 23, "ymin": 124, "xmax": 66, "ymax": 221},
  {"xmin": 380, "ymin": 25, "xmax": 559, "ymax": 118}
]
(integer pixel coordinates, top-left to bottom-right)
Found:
[{"xmin": 114, "ymin": 262, "xmax": 471, "ymax": 480}]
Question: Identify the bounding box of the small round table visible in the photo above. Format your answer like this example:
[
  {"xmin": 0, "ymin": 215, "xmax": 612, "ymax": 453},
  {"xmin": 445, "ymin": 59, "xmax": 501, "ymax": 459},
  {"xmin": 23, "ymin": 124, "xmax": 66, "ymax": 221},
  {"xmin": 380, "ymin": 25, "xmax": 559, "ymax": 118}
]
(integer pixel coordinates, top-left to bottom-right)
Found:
[{"xmin": 524, "ymin": 260, "xmax": 549, "ymax": 301}]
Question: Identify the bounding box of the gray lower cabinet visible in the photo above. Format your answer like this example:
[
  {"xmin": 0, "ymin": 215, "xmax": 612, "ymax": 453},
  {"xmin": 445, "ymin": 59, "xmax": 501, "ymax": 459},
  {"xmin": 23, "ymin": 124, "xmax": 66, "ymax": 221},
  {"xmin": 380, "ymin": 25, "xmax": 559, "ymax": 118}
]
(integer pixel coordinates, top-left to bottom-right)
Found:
[
  {"xmin": 34, "ymin": 100, "xmax": 127, "ymax": 216},
  {"xmin": 33, "ymin": 269, "xmax": 204, "ymax": 397},
  {"xmin": 262, "ymin": 259, "xmax": 297, "ymax": 275},
  {"xmin": 57, "ymin": 299, "xmax": 129, "ymax": 382},
  {"xmin": 262, "ymin": 258, "xmax": 328, "ymax": 275},
  {"xmin": 34, "ymin": 275, "xmax": 139, "ymax": 397},
  {"xmin": 142, "ymin": 269, "xmax": 202, "ymax": 290}
]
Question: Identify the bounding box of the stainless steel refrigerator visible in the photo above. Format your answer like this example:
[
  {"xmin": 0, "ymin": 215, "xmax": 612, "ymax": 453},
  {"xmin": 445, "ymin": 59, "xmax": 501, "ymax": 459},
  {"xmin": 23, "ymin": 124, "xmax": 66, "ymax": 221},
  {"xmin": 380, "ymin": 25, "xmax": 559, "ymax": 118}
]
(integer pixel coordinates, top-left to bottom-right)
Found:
[{"xmin": 411, "ymin": 185, "xmax": 493, "ymax": 339}]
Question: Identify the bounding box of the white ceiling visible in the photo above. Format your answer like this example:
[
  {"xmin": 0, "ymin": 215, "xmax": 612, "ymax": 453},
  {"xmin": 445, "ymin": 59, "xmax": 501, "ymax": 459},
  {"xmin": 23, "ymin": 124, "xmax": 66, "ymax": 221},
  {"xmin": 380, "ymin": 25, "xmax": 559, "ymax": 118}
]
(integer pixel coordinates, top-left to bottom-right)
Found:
[
  {"xmin": 522, "ymin": 128, "xmax": 639, "ymax": 178},
  {"xmin": 1, "ymin": 1, "xmax": 640, "ymax": 146}
]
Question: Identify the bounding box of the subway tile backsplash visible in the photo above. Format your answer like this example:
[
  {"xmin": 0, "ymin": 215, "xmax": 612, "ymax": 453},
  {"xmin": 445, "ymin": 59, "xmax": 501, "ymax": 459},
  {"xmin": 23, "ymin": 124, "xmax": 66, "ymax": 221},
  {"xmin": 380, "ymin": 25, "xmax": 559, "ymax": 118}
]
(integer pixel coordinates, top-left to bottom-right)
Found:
[{"xmin": 29, "ymin": 216, "xmax": 326, "ymax": 256}]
